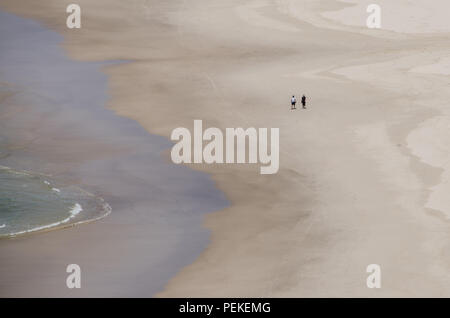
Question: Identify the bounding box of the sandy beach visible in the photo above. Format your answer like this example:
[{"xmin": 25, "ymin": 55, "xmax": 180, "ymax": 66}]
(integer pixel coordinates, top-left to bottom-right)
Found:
[{"xmin": 1, "ymin": 0, "xmax": 450, "ymax": 297}]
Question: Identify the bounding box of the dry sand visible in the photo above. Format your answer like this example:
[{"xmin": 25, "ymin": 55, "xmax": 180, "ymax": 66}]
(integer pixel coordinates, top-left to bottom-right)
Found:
[{"xmin": 1, "ymin": 0, "xmax": 449, "ymax": 297}]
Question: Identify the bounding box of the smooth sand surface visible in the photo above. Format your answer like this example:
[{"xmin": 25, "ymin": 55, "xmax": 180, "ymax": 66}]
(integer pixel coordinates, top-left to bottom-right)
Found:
[{"xmin": 1, "ymin": 0, "xmax": 449, "ymax": 297}]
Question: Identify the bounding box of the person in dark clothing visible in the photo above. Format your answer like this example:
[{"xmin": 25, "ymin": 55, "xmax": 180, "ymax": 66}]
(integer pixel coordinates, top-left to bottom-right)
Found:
[{"xmin": 301, "ymin": 95, "xmax": 306, "ymax": 109}]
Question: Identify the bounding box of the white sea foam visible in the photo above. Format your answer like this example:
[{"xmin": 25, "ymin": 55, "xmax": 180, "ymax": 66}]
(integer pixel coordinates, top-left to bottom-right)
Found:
[
  {"xmin": 8, "ymin": 203, "xmax": 83, "ymax": 237},
  {"xmin": 43, "ymin": 179, "xmax": 61, "ymax": 193},
  {"xmin": 70, "ymin": 203, "xmax": 83, "ymax": 217},
  {"xmin": 0, "ymin": 224, "xmax": 6, "ymax": 229}
]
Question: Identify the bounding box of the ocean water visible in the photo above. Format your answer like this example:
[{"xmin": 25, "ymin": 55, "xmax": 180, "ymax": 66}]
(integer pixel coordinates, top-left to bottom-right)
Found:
[{"xmin": 0, "ymin": 166, "xmax": 110, "ymax": 238}]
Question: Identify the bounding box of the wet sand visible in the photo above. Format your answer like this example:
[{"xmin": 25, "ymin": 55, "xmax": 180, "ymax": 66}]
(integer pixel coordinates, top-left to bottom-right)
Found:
[{"xmin": 1, "ymin": 0, "xmax": 450, "ymax": 297}]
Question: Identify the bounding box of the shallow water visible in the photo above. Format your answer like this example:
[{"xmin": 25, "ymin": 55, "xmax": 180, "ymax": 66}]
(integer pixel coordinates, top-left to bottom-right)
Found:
[{"xmin": 0, "ymin": 166, "xmax": 110, "ymax": 237}]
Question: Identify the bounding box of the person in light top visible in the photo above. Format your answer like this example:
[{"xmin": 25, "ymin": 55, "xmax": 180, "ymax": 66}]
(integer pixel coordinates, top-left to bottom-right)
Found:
[{"xmin": 291, "ymin": 95, "xmax": 297, "ymax": 110}]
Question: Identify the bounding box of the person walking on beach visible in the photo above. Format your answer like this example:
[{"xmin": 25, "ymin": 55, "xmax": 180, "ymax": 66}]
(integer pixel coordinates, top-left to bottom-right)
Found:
[
  {"xmin": 301, "ymin": 95, "xmax": 306, "ymax": 109},
  {"xmin": 291, "ymin": 95, "xmax": 297, "ymax": 110}
]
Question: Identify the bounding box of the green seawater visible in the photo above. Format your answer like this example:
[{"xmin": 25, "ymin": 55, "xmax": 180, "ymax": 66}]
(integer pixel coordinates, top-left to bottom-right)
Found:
[{"xmin": 0, "ymin": 166, "xmax": 110, "ymax": 238}]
